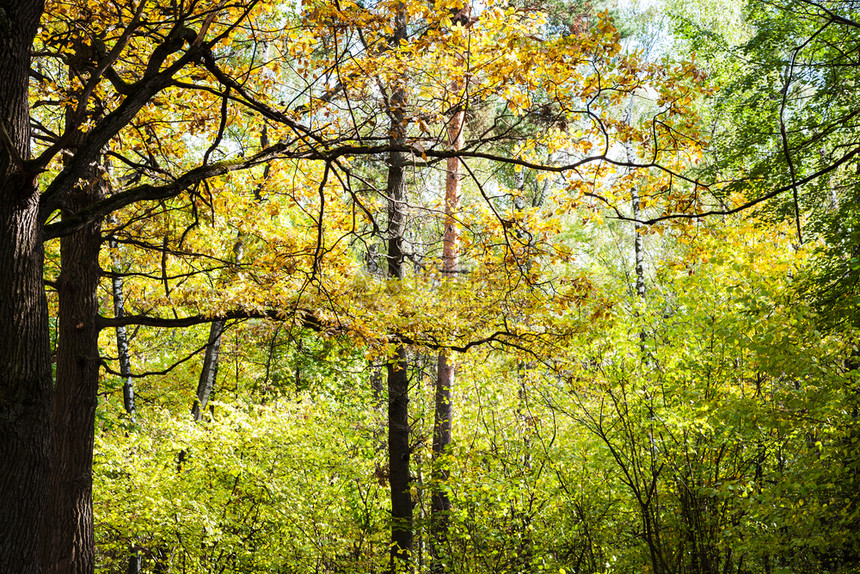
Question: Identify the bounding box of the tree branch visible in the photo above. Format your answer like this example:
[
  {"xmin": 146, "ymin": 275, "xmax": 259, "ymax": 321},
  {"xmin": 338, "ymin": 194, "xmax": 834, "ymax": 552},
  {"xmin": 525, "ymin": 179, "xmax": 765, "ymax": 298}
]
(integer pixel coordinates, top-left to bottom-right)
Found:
[{"xmin": 626, "ymin": 146, "xmax": 860, "ymax": 225}]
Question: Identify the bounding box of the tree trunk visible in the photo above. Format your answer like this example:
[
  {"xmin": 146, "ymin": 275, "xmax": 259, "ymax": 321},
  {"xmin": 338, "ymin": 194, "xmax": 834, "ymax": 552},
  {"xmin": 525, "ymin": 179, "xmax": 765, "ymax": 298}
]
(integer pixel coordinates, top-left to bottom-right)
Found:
[
  {"xmin": 387, "ymin": 6, "xmax": 412, "ymax": 568},
  {"xmin": 109, "ymin": 248, "xmax": 141, "ymax": 572},
  {"xmin": 632, "ymin": 184, "xmax": 647, "ymax": 357},
  {"xmin": 0, "ymin": 2, "xmax": 52, "ymax": 572},
  {"xmin": 192, "ymin": 319, "xmax": 225, "ymax": 421},
  {"xmin": 388, "ymin": 346, "xmax": 412, "ymax": 571},
  {"xmin": 430, "ymin": 84, "xmax": 465, "ymax": 571},
  {"xmin": 43, "ymin": 142, "xmax": 105, "ymax": 574},
  {"xmin": 193, "ymin": 124, "xmax": 264, "ymax": 420},
  {"xmin": 624, "ymin": 99, "xmax": 647, "ymax": 354},
  {"xmin": 110, "ymin": 239, "xmax": 137, "ymax": 421}
]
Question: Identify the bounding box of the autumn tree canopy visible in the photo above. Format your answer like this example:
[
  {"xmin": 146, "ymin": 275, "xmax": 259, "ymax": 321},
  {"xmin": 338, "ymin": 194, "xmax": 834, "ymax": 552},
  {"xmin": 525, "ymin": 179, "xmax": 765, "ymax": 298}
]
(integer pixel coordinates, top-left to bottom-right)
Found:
[{"xmin": 0, "ymin": 0, "xmax": 857, "ymax": 573}]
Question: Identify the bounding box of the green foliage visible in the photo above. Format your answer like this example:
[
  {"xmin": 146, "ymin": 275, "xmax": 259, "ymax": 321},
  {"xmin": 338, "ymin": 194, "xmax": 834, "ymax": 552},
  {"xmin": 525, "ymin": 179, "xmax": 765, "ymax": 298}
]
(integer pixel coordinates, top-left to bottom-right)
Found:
[
  {"xmin": 95, "ymin": 399, "xmax": 389, "ymax": 573},
  {"xmin": 672, "ymin": 0, "xmax": 860, "ymax": 327},
  {"xmin": 77, "ymin": 3, "xmax": 860, "ymax": 574}
]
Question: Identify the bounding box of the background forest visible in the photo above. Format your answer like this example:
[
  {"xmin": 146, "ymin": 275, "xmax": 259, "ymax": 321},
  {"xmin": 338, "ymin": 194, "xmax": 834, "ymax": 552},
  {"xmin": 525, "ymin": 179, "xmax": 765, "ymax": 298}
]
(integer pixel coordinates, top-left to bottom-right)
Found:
[{"xmin": 0, "ymin": 0, "xmax": 858, "ymax": 573}]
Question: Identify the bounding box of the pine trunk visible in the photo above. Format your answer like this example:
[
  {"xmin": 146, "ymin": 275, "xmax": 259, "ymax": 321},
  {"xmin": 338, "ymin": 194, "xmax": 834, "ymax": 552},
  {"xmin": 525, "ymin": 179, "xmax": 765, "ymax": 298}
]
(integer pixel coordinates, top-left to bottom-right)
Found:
[{"xmin": 430, "ymin": 90, "xmax": 465, "ymax": 570}]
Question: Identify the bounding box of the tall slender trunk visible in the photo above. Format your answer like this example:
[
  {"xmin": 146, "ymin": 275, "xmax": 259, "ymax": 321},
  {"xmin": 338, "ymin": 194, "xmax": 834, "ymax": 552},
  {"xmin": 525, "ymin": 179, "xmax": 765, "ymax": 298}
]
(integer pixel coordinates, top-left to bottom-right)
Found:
[
  {"xmin": 0, "ymin": 3, "xmax": 51, "ymax": 571},
  {"xmin": 387, "ymin": 5, "xmax": 412, "ymax": 569},
  {"xmin": 430, "ymin": 82, "xmax": 465, "ymax": 571},
  {"xmin": 624, "ymin": 100, "xmax": 647, "ymax": 351},
  {"xmin": 110, "ymin": 238, "xmax": 136, "ymax": 421},
  {"xmin": 388, "ymin": 345, "xmax": 411, "ymax": 571},
  {"xmin": 624, "ymin": 99, "xmax": 667, "ymax": 573},
  {"xmin": 632, "ymin": 184, "xmax": 646, "ymax": 355},
  {"xmin": 509, "ymin": 168, "xmax": 537, "ymax": 574}
]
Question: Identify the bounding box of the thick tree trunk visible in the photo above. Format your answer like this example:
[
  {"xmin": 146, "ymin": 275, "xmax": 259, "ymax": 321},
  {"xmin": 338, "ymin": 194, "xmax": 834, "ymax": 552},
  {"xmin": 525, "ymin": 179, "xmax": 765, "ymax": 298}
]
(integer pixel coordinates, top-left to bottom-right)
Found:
[
  {"xmin": 0, "ymin": 194, "xmax": 52, "ymax": 574},
  {"xmin": 430, "ymin": 89, "xmax": 465, "ymax": 571},
  {"xmin": 0, "ymin": 2, "xmax": 52, "ymax": 572},
  {"xmin": 387, "ymin": 7, "xmax": 412, "ymax": 567},
  {"xmin": 43, "ymin": 148, "xmax": 105, "ymax": 574}
]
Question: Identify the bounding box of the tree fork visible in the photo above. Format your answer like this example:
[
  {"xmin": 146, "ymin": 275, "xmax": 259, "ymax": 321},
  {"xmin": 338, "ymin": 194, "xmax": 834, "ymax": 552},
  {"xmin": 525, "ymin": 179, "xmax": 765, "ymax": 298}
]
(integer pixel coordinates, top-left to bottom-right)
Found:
[{"xmin": 43, "ymin": 115, "xmax": 105, "ymax": 574}]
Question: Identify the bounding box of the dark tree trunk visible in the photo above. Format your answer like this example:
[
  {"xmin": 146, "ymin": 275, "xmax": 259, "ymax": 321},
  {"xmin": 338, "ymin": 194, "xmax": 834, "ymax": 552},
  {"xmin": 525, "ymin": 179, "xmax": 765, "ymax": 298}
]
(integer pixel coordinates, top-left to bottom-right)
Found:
[
  {"xmin": 387, "ymin": 345, "xmax": 412, "ymax": 570},
  {"xmin": 429, "ymin": 351, "xmax": 453, "ymax": 565},
  {"xmin": 386, "ymin": 6, "xmax": 412, "ymax": 567},
  {"xmin": 0, "ymin": 2, "xmax": 52, "ymax": 572},
  {"xmin": 43, "ymin": 145, "xmax": 105, "ymax": 574},
  {"xmin": 192, "ymin": 319, "xmax": 224, "ymax": 421},
  {"xmin": 126, "ymin": 554, "xmax": 142, "ymax": 574}
]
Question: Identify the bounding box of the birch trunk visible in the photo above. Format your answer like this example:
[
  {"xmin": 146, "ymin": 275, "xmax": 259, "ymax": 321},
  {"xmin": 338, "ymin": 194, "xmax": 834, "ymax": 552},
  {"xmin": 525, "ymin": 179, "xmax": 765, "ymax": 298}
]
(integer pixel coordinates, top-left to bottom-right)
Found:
[{"xmin": 110, "ymin": 239, "xmax": 137, "ymax": 421}]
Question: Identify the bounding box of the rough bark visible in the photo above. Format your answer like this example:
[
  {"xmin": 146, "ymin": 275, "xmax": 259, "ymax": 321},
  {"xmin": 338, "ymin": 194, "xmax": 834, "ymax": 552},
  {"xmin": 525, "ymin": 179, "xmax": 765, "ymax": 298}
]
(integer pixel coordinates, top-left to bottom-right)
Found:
[
  {"xmin": 430, "ymin": 87, "xmax": 465, "ymax": 571},
  {"xmin": 43, "ymin": 135, "xmax": 105, "ymax": 574},
  {"xmin": 0, "ymin": 2, "xmax": 52, "ymax": 572},
  {"xmin": 387, "ymin": 346, "xmax": 412, "ymax": 571},
  {"xmin": 387, "ymin": 6, "xmax": 412, "ymax": 568}
]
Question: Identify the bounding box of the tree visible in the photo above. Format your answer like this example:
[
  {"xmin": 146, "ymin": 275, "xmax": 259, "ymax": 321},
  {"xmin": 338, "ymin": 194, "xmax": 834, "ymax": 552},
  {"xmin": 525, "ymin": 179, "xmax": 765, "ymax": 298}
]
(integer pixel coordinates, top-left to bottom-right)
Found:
[
  {"xmin": 384, "ymin": 3, "xmax": 413, "ymax": 569},
  {"xmin": 0, "ymin": 0, "xmax": 709, "ymax": 570},
  {"xmin": 429, "ymin": 60, "xmax": 465, "ymax": 574},
  {"xmin": 3, "ymin": 0, "xmax": 331, "ymax": 569},
  {"xmin": 0, "ymin": 2, "xmax": 52, "ymax": 572},
  {"xmin": 668, "ymin": 0, "xmax": 860, "ymax": 327}
]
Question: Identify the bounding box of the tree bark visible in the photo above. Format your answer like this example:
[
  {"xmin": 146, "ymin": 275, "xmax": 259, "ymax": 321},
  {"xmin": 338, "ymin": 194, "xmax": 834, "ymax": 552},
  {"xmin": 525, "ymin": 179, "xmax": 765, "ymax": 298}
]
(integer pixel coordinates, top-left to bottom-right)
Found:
[
  {"xmin": 388, "ymin": 345, "xmax": 412, "ymax": 571},
  {"xmin": 0, "ymin": 2, "xmax": 52, "ymax": 572},
  {"xmin": 110, "ymin": 239, "xmax": 136, "ymax": 421},
  {"xmin": 623, "ymin": 99, "xmax": 647, "ymax": 355},
  {"xmin": 387, "ymin": 5, "xmax": 412, "ymax": 568},
  {"xmin": 192, "ymin": 319, "xmax": 225, "ymax": 421},
  {"xmin": 430, "ymin": 82, "xmax": 465, "ymax": 571},
  {"xmin": 43, "ymin": 137, "xmax": 105, "ymax": 574}
]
